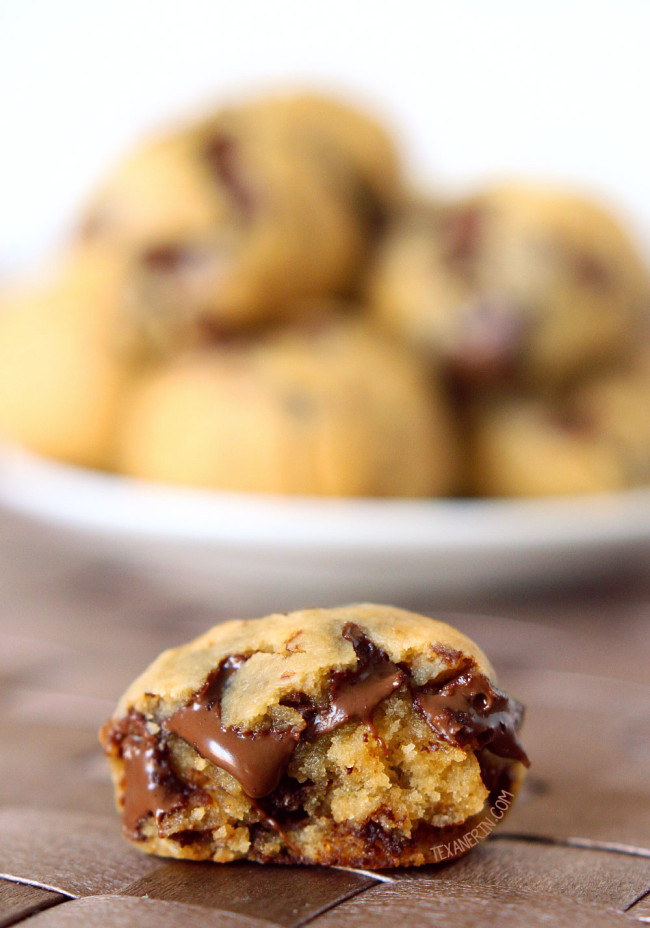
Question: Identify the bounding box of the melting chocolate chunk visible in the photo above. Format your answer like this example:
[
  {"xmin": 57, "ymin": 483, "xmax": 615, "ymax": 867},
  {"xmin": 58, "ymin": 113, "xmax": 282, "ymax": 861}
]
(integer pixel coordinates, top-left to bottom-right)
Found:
[
  {"xmin": 289, "ymin": 624, "xmax": 405, "ymax": 737},
  {"xmin": 415, "ymin": 670, "xmax": 530, "ymax": 767},
  {"xmin": 325, "ymin": 624, "xmax": 404, "ymax": 729},
  {"xmin": 164, "ymin": 655, "xmax": 301, "ymax": 799},
  {"xmin": 311, "ymin": 659, "xmax": 405, "ymax": 735},
  {"xmin": 171, "ymin": 829, "xmax": 213, "ymax": 847},
  {"xmin": 105, "ymin": 711, "xmax": 193, "ymax": 839},
  {"xmin": 204, "ymin": 133, "xmax": 256, "ymax": 216},
  {"xmin": 280, "ymin": 626, "xmax": 405, "ymax": 739}
]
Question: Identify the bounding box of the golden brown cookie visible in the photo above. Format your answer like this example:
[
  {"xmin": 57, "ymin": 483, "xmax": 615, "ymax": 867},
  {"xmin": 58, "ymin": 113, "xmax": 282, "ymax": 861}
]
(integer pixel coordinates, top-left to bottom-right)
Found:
[
  {"xmin": 80, "ymin": 92, "xmax": 400, "ymax": 350},
  {"xmin": 0, "ymin": 246, "xmax": 134, "ymax": 469},
  {"xmin": 468, "ymin": 346, "xmax": 650, "ymax": 496},
  {"xmin": 115, "ymin": 314, "xmax": 456, "ymax": 496},
  {"xmin": 100, "ymin": 604, "xmax": 528, "ymax": 867},
  {"xmin": 368, "ymin": 184, "xmax": 649, "ymax": 391}
]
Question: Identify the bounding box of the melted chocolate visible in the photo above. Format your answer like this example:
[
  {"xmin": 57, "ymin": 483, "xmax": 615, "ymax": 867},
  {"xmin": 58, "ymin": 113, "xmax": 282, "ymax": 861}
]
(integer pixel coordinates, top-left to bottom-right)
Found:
[
  {"xmin": 107, "ymin": 626, "xmax": 528, "ymax": 840},
  {"xmin": 105, "ymin": 711, "xmax": 192, "ymax": 839},
  {"xmin": 314, "ymin": 624, "xmax": 404, "ymax": 733},
  {"xmin": 415, "ymin": 670, "xmax": 530, "ymax": 767},
  {"xmin": 164, "ymin": 656, "xmax": 301, "ymax": 799}
]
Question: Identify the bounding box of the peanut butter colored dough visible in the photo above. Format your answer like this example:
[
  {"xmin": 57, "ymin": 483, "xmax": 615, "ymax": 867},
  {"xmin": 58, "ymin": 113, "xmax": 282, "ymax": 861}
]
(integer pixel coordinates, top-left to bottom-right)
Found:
[
  {"xmin": 101, "ymin": 604, "xmax": 528, "ymax": 868},
  {"xmin": 115, "ymin": 316, "xmax": 456, "ymax": 496}
]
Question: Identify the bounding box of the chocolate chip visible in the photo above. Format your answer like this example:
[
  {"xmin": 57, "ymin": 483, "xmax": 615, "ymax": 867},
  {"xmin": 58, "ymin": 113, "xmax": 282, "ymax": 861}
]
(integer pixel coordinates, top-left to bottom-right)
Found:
[
  {"xmin": 203, "ymin": 133, "xmax": 256, "ymax": 216},
  {"xmin": 415, "ymin": 670, "xmax": 529, "ymax": 766},
  {"xmin": 140, "ymin": 245, "xmax": 192, "ymax": 272},
  {"xmin": 170, "ymin": 829, "xmax": 214, "ymax": 847},
  {"xmin": 448, "ymin": 297, "xmax": 529, "ymax": 386},
  {"xmin": 572, "ymin": 251, "xmax": 613, "ymax": 288},
  {"xmin": 101, "ymin": 711, "xmax": 199, "ymax": 840},
  {"xmin": 443, "ymin": 204, "xmax": 484, "ymax": 266},
  {"xmin": 164, "ymin": 656, "xmax": 302, "ymax": 800},
  {"xmin": 550, "ymin": 403, "xmax": 597, "ymax": 437}
]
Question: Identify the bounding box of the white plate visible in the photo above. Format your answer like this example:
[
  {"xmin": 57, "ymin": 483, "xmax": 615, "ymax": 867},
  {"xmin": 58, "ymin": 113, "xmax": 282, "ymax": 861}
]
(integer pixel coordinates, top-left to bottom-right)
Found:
[{"xmin": 1, "ymin": 443, "xmax": 649, "ymax": 615}]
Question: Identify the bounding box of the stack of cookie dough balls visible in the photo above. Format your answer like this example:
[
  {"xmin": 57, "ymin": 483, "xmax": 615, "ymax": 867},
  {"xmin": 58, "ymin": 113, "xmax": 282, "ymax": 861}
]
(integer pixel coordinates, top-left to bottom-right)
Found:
[
  {"xmin": 368, "ymin": 182, "xmax": 650, "ymax": 496},
  {"xmin": 0, "ymin": 88, "xmax": 648, "ymax": 499},
  {"xmin": 0, "ymin": 91, "xmax": 455, "ymax": 497}
]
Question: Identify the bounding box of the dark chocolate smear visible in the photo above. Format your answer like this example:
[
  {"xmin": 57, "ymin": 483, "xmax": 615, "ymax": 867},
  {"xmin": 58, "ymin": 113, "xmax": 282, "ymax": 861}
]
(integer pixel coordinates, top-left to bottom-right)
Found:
[
  {"xmin": 106, "ymin": 711, "xmax": 192, "ymax": 839},
  {"xmin": 164, "ymin": 655, "xmax": 301, "ymax": 799},
  {"xmin": 204, "ymin": 133, "xmax": 256, "ymax": 217},
  {"xmin": 415, "ymin": 670, "xmax": 530, "ymax": 767},
  {"xmin": 305, "ymin": 623, "xmax": 405, "ymax": 736}
]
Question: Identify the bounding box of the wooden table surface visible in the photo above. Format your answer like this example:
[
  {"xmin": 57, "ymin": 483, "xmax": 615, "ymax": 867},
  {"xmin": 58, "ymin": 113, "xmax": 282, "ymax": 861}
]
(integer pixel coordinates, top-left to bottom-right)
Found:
[{"xmin": 1, "ymin": 508, "xmax": 649, "ymax": 927}]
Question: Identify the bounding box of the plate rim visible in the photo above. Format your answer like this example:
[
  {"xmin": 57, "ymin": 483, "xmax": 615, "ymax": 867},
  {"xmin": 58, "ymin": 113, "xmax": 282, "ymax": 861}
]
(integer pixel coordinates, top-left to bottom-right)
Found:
[{"xmin": 2, "ymin": 442, "xmax": 649, "ymax": 554}]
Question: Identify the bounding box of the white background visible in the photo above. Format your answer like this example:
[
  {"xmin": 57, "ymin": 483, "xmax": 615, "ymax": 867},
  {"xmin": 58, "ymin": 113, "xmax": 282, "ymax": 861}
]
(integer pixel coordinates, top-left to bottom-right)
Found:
[{"xmin": 1, "ymin": 0, "xmax": 649, "ymax": 275}]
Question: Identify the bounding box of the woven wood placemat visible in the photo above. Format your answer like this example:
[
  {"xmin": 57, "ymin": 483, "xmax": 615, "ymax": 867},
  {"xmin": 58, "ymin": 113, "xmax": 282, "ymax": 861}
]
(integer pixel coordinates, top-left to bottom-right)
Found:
[{"xmin": 1, "ymin": 511, "xmax": 649, "ymax": 927}]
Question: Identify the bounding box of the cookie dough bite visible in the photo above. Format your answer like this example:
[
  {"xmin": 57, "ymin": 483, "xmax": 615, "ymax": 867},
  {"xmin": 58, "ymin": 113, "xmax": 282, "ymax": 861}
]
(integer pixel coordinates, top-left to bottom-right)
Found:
[
  {"xmin": 100, "ymin": 604, "xmax": 528, "ymax": 867},
  {"xmin": 369, "ymin": 184, "xmax": 649, "ymax": 391},
  {"xmin": 116, "ymin": 315, "xmax": 456, "ymax": 496},
  {"xmin": 79, "ymin": 124, "xmax": 337, "ymax": 347},
  {"xmin": 468, "ymin": 349, "xmax": 650, "ymax": 496},
  {"xmin": 0, "ymin": 247, "xmax": 133, "ymax": 469},
  {"xmin": 80, "ymin": 92, "xmax": 401, "ymax": 351}
]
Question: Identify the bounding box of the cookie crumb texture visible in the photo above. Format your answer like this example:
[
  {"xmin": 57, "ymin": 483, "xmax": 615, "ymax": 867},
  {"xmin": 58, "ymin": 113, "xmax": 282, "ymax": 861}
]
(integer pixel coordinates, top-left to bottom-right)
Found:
[{"xmin": 100, "ymin": 605, "xmax": 528, "ymax": 867}]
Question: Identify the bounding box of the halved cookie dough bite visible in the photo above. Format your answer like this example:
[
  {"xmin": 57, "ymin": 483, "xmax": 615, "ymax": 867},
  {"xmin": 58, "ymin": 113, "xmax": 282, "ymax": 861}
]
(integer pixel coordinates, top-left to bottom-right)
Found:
[
  {"xmin": 80, "ymin": 92, "xmax": 401, "ymax": 353},
  {"xmin": 0, "ymin": 246, "xmax": 134, "ymax": 469},
  {"xmin": 368, "ymin": 184, "xmax": 649, "ymax": 392},
  {"xmin": 100, "ymin": 604, "xmax": 529, "ymax": 867},
  {"xmin": 115, "ymin": 315, "xmax": 456, "ymax": 496}
]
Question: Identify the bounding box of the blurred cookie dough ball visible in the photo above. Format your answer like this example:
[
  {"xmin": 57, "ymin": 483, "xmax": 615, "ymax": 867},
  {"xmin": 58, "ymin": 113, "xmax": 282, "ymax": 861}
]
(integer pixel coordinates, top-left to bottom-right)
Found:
[
  {"xmin": 468, "ymin": 348, "xmax": 650, "ymax": 496},
  {"xmin": 116, "ymin": 315, "xmax": 456, "ymax": 496},
  {"xmin": 368, "ymin": 184, "xmax": 649, "ymax": 391},
  {"xmin": 80, "ymin": 93, "xmax": 400, "ymax": 350},
  {"xmin": 0, "ymin": 248, "xmax": 133, "ymax": 468}
]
